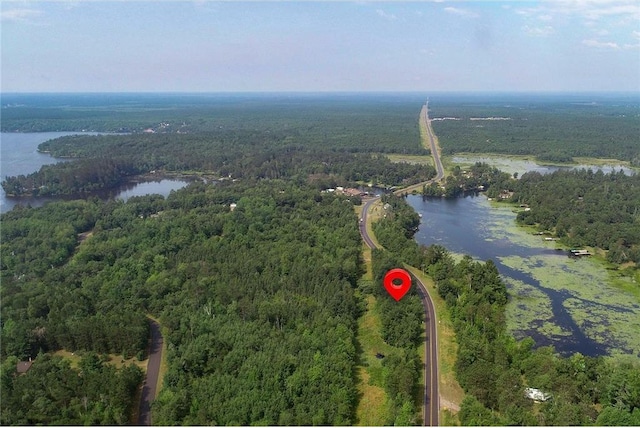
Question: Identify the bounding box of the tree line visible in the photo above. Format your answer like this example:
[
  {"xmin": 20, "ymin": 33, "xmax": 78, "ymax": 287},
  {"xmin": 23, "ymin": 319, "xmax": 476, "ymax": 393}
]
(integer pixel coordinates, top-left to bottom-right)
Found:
[
  {"xmin": 512, "ymin": 169, "xmax": 640, "ymax": 264},
  {"xmin": 422, "ymin": 162, "xmax": 514, "ymax": 199},
  {"xmin": 3, "ymin": 133, "xmax": 434, "ymax": 196}
]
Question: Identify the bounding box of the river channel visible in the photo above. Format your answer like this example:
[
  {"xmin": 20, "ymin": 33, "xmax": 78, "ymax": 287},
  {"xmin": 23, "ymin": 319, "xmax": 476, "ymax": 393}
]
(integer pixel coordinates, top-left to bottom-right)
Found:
[{"xmin": 407, "ymin": 159, "xmax": 640, "ymax": 358}]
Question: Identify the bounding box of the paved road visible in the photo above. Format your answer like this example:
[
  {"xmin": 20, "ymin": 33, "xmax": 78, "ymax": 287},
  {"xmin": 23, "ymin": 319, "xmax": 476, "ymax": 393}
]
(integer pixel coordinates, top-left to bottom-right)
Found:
[
  {"xmin": 359, "ymin": 198, "xmax": 379, "ymax": 249},
  {"xmin": 412, "ymin": 269, "xmax": 440, "ymax": 427},
  {"xmin": 137, "ymin": 319, "xmax": 163, "ymax": 426},
  {"xmin": 358, "ymin": 101, "xmax": 444, "ymax": 425},
  {"xmin": 359, "ymin": 204, "xmax": 440, "ymax": 426},
  {"xmin": 422, "ymin": 102, "xmax": 445, "ymax": 181}
]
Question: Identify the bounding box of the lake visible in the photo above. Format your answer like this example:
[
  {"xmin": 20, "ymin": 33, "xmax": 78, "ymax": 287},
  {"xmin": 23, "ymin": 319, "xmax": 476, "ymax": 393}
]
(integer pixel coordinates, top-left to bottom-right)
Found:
[
  {"xmin": 407, "ymin": 193, "xmax": 640, "ymax": 358},
  {"xmin": 452, "ymin": 154, "xmax": 637, "ymax": 177},
  {"xmin": 0, "ymin": 132, "xmax": 189, "ymax": 213}
]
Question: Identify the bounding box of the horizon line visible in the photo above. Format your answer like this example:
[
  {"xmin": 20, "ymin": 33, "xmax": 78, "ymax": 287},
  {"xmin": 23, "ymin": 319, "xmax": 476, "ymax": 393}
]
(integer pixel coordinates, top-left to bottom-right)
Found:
[{"xmin": 3, "ymin": 90, "xmax": 639, "ymax": 95}]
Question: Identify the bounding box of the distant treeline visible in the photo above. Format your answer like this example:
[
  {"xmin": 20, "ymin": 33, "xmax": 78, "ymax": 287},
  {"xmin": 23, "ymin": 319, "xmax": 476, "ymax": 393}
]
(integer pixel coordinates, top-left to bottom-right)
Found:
[
  {"xmin": 2, "ymin": 99, "xmax": 438, "ymax": 196},
  {"xmin": 2, "ymin": 134, "xmax": 435, "ymax": 196},
  {"xmin": 430, "ymin": 96, "xmax": 640, "ymax": 164},
  {"xmin": 2, "ymin": 93, "xmax": 427, "ymax": 154}
]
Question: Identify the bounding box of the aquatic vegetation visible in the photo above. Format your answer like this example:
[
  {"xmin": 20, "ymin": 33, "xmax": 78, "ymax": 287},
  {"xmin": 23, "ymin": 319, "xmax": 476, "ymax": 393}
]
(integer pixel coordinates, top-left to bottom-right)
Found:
[
  {"xmin": 442, "ymin": 192, "xmax": 639, "ymax": 356},
  {"xmin": 499, "ymin": 252, "xmax": 640, "ymax": 357}
]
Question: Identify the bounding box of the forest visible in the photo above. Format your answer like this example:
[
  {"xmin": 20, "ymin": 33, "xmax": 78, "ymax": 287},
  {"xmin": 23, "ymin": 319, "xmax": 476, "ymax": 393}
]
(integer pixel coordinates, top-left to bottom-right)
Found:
[
  {"xmin": 1, "ymin": 181, "xmax": 368, "ymax": 424},
  {"xmin": 429, "ymin": 93, "xmax": 640, "ymax": 164},
  {"xmin": 1, "ymin": 93, "xmax": 428, "ymax": 145},
  {"xmin": 1, "ymin": 353, "xmax": 143, "ymax": 425},
  {"xmin": 511, "ymin": 169, "xmax": 640, "ymax": 263},
  {"xmin": 2, "ymin": 134, "xmax": 435, "ymax": 196},
  {"xmin": 422, "ymin": 162, "xmax": 514, "ymax": 199},
  {"xmin": 0, "ymin": 94, "xmax": 438, "ymax": 425}
]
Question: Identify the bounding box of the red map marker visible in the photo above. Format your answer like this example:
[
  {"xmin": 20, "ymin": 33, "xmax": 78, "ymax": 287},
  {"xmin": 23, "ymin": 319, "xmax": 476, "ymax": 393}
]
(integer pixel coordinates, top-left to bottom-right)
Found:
[{"xmin": 383, "ymin": 268, "xmax": 412, "ymax": 301}]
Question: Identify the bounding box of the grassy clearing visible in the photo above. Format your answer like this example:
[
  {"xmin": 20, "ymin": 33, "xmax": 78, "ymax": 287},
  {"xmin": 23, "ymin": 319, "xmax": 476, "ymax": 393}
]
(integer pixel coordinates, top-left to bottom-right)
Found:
[
  {"xmin": 52, "ymin": 349, "xmax": 148, "ymax": 371},
  {"xmin": 365, "ymin": 200, "xmax": 383, "ymax": 249},
  {"xmin": 355, "ymin": 293, "xmax": 395, "ymax": 425},
  {"xmin": 405, "ymin": 266, "xmax": 465, "ymax": 421},
  {"xmin": 354, "ymin": 188, "xmax": 465, "ymax": 424},
  {"xmin": 386, "ymin": 154, "xmax": 434, "ymax": 166},
  {"xmin": 354, "ymin": 203, "xmax": 391, "ymax": 425}
]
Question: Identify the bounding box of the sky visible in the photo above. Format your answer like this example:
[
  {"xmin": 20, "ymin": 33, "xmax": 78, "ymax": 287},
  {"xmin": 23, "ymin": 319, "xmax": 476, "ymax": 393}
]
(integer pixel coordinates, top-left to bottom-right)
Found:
[{"xmin": 1, "ymin": 0, "xmax": 639, "ymax": 93}]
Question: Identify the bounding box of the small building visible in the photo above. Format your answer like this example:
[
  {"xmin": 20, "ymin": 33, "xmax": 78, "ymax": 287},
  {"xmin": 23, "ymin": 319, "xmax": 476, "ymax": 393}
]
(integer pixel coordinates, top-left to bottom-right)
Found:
[
  {"xmin": 569, "ymin": 249, "xmax": 592, "ymax": 257},
  {"xmin": 16, "ymin": 360, "xmax": 33, "ymax": 374},
  {"xmin": 344, "ymin": 188, "xmax": 363, "ymax": 197},
  {"xmin": 525, "ymin": 387, "xmax": 551, "ymax": 402},
  {"xmin": 499, "ymin": 190, "xmax": 514, "ymax": 199}
]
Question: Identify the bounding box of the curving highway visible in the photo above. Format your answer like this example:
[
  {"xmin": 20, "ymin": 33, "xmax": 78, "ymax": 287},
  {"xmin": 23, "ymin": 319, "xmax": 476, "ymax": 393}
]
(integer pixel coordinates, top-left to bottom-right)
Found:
[{"xmin": 359, "ymin": 102, "xmax": 444, "ymax": 426}]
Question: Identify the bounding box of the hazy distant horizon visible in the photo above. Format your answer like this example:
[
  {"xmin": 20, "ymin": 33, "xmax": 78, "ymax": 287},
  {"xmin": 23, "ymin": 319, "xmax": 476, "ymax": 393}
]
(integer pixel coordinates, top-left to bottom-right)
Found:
[{"xmin": 2, "ymin": 90, "xmax": 639, "ymax": 96}]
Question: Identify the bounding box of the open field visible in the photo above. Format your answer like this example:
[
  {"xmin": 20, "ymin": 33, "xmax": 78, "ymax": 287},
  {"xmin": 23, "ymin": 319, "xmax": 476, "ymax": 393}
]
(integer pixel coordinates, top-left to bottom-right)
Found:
[{"xmin": 52, "ymin": 349, "xmax": 148, "ymax": 371}]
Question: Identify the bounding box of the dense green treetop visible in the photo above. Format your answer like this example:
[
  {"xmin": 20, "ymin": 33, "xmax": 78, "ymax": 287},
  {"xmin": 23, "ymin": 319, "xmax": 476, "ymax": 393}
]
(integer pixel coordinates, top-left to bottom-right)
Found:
[
  {"xmin": 512, "ymin": 169, "xmax": 640, "ymax": 263},
  {"xmin": 1, "ymin": 353, "xmax": 143, "ymax": 425},
  {"xmin": 1, "ymin": 180, "xmax": 365, "ymax": 425}
]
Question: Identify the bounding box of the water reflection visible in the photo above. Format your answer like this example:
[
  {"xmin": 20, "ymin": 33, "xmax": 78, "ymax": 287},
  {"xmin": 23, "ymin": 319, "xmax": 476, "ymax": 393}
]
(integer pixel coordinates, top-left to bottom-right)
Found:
[
  {"xmin": 407, "ymin": 194, "xmax": 640, "ymax": 357},
  {"xmin": 452, "ymin": 155, "xmax": 636, "ymax": 177},
  {"xmin": 2, "ymin": 179, "xmax": 190, "ymax": 213}
]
